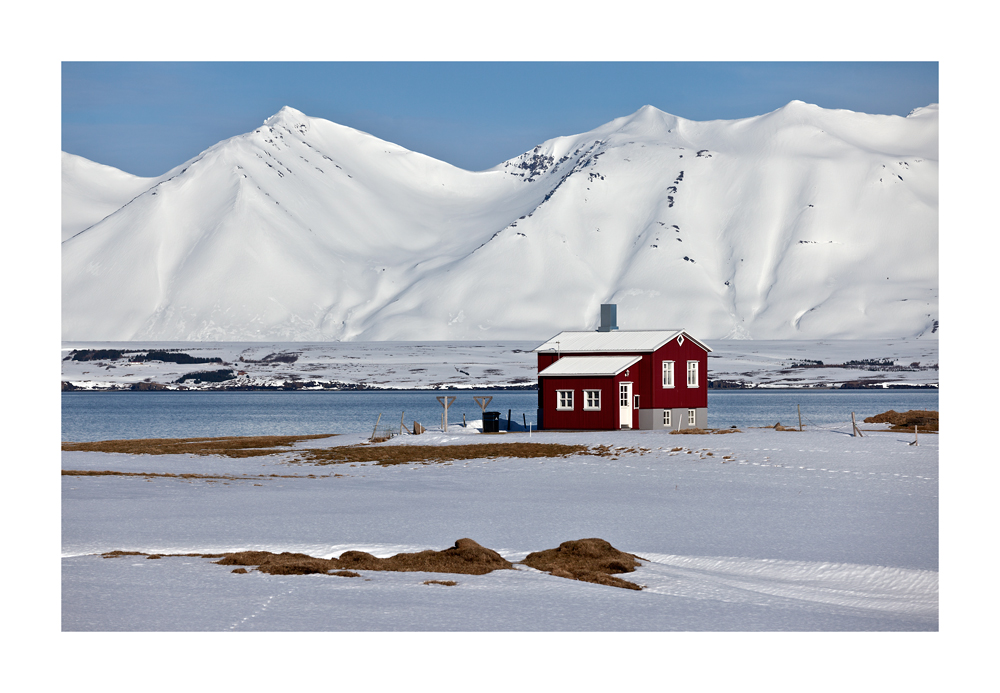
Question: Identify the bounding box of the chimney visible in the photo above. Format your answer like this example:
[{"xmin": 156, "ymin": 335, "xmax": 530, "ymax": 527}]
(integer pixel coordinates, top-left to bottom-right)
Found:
[{"xmin": 598, "ymin": 304, "xmax": 618, "ymax": 332}]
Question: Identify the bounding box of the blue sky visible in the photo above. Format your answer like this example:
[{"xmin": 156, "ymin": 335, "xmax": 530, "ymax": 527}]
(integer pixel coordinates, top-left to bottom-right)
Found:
[{"xmin": 62, "ymin": 62, "xmax": 938, "ymax": 177}]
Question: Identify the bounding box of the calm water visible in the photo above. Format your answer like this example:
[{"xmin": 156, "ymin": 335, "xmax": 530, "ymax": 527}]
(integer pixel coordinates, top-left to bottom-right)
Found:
[{"xmin": 61, "ymin": 389, "xmax": 938, "ymax": 442}]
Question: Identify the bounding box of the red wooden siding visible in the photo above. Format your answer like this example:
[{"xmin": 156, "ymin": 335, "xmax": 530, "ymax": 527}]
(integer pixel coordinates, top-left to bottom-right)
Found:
[
  {"xmin": 539, "ymin": 375, "xmax": 619, "ymax": 430},
  {"xmin": 650, "ymin": 339, "xmax": 708, "ymax": 409}
]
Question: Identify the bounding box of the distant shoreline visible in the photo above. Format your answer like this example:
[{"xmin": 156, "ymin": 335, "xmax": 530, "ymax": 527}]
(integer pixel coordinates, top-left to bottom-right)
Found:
[{"xmin": 61, "ymin": 383, "xmax": 938, "ymax": 393}]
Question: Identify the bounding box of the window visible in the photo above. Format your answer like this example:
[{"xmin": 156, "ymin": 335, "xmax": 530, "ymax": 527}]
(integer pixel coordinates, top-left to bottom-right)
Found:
[
  {"xmin": 634, "ymin": 394, "xmax": 640, "ymax": 409},
  {"xmin": 584, "ymin": 390, "xmax": 601, "ymax": 411},
  {"xmin": 662, "ymin": 360, "xmax": 674, "ymax": 388},
  {"xmin": 688, "ymin": 409, "xmax": 696, "ymax": 426},
  {"xmin": 556, "ymin": 390, "xmax": 574, "ymax": 410},
  {"xmin": 663, "ymin": 410, "xmax": 671, "ymax": 427},
  {"xmin": 687, "ymin": 360, "xmax": 698, "ymax": 387}
]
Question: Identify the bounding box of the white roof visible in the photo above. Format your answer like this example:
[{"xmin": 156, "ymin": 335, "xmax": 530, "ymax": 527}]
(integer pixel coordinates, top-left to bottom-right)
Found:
[
  {"xmin": 533, "ymin": 330, "xmax": 711, "ymax": 354},
  {"xmin": 538, "ymin": 355, "xmax": 642, "ymax": 377}
]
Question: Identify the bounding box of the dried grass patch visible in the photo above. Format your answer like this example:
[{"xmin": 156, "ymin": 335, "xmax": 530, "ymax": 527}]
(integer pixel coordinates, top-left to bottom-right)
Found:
[
  {"xmin": 520, "ymin": 538, "xmax": 645, "ymax": 590},
  {"xmin": 210, "ymin": 538, "xmax": 513, "ymax": 576},
  {"xmin": 98, "ymin": 538, "xmax": 649, "ymax": 590},
  {"xmin": 669, "ymin": 428, "xmax": 740, "ymax": 435},
  {"xmin": 301, "ymin": 443, "xmax": 587, "ymax": 466},
  {"xmin": 332, "ymin": 538, "xmax": 513, "ymax": 575},
  {"xmin": 62, "ymin": 434, "xmax": 336, "ymax": 457},
  {"xmin": 863, "ymin": 410, "xmax": 938, "ymax": 432},
  {"xmin": 64, "ymin": 469, "xmax": 323, "ymax": 480}
]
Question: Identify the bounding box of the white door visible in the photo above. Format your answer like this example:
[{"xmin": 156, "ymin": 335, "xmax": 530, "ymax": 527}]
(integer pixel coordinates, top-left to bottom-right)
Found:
[{"xmin": 619, "ymin": 382, "xmax": 632, "ymax": 429}]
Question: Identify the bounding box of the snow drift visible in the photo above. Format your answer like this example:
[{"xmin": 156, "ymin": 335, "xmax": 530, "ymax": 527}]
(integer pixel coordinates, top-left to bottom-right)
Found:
[{"xmin": 62, "ymin": 102, "xmax": 938, "ymax": 341}]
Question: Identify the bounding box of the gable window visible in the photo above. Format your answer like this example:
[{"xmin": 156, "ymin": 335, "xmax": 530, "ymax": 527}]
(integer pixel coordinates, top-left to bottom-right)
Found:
[
  {"xmin": 556, "ymin": 390, "xmax": 574, "ymax": 410},
  {"xmin": 688, "ymin": 409, "xmax": 696, "ymax": 426},
  {"xmin": 662, "ymin": 361, "xmax": 674, "ymax": 388},
  {"xmin": 663, "ymin": 410, "xmax": 671, "ymax": 427},
  {"xmin": 584, "ymin": 390, "xmax": 601, "ymax": 410},
  {"xmin": 687, "ymin": 360, "xmax": 698, "ymax": 387}
]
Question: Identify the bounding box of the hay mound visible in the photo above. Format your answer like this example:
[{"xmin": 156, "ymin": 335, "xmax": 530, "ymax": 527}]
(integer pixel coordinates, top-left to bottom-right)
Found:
[
  {"xmin": 520, "ymin": 538, "xmax": 645, "ymax": 590},
  {"xmin": 863, "ymin": 410, "xmax": 938, "ymax": 431}
]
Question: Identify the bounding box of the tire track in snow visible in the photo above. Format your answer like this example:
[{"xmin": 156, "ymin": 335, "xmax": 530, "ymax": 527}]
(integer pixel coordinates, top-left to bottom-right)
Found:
[{"xmin": 635, "ymin": 553, "xmax": 937, "ymax": 618}]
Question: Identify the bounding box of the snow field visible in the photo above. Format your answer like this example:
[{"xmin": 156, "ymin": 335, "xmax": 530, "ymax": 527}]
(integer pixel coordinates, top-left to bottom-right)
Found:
[{"xmin": 62, "ymin": 423, "xmax": 937, "ymax": 631}]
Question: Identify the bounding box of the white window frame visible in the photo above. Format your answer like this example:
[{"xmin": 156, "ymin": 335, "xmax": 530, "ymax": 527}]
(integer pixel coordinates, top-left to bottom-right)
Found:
[
  {"xmin": 583, "ymin": 389, "xmax": 601, "ymax": 411},
  {"xmin": 556, "ymin": 389, "xmax": 574, "ymax": 411},
  {"xmin": 662, "ymin": 360, "xmax": 674, "ymax": 388},
  {"xmin": 687, "ymin": 360, "xmax": 698, "ymax": 387},
  {"xmin": 688, "ymin": 408, "xmax": 696, "ymax": 426},
  {"xmin": 663, "ymin": 410, "xmax": 671, "ymax": 427}
]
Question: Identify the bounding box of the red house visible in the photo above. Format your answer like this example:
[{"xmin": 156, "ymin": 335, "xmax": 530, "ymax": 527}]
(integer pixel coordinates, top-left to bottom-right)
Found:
[{"xmin": 534, "ymin": 308, "xmax": 711, "ymax": 431}]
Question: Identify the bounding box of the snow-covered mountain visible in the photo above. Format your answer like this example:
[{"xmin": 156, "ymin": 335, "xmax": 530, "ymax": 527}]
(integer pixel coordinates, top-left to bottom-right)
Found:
[
  {"xmin": 62, "ymin": 102, "xmax": 938, "ymax": 341},
  {"xmin": 61, "ymin": 152, "xmax": 168, "ymax": 242}
]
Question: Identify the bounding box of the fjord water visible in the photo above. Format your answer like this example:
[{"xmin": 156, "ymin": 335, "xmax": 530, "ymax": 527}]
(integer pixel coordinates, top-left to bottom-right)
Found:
[{"xmin": 61, "ymin": 389, "xmax": 938, "ymax": 442}]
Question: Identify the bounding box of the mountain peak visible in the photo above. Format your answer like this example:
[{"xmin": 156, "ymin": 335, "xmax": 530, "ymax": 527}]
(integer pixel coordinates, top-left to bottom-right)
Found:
[{"xmin": 264, "ymin": 106, "xmax": 310, "ymax": 128}]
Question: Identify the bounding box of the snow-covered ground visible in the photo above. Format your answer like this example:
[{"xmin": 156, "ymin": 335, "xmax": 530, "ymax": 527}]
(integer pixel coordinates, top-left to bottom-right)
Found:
[
  {"xmin": 61, "ymin": 338, "xmax": 938, "ymax": 390},
  {"xmin": 63, "ymin": 422, "xmax": 937, "ymax": 631}
]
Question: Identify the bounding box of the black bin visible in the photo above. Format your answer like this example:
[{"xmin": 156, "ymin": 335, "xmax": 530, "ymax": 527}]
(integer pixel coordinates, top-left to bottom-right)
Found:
[{"xmin": 483, "ymin": 411, "xmax": 501, "ymax": 433}]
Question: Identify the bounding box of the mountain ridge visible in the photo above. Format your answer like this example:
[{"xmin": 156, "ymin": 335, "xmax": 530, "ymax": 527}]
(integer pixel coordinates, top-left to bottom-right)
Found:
[{"xmin": 62, "ymin": 102, "xmax": 938, "ymax": 342}]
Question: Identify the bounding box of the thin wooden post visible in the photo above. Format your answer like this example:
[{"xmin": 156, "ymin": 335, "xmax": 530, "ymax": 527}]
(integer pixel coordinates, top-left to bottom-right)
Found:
[
  {"xmin": 400, "ymin": 411, "xmax": 405, "ymax": 435},
  {"xmin": 371, "ymin": 412, "xmax": 382, "ymax": 441},
  {"xmin": 798, "ymin": 404, "xmax": 803, "ymax": 431},
  {"xmin": 508, "ymin": 409, "xmax": 512, "ymax": 431},
  {"xmin": 914, "ymin": 425, "xmax": 919, "ymax": 446},
  {"xmin": 852, "ymin": 412, "xmax": 863, "ymax": 437},
  {"xmin": 523, "ymin": 413, "xmax": 527, "ymax": 430},
  {"xmin": 463, "ymin": 412, "xmax": 467, "ymax": 427},
  {"xmin": 437, "ymin": 396, "xmax": 456, "ymax": 432}
]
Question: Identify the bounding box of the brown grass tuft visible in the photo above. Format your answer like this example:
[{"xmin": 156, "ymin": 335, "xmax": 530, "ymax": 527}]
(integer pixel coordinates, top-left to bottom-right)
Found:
[
  {"xmin": 863, "ymin": 410, "xmax": 938, "ymax": 432},
  {"xmin": 423, "ymin": 580, "xmax": 458, "ymax": 586},
  {"xmin": 520, "ymin": 538, "xmax": 645, "ymax": 590}
]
